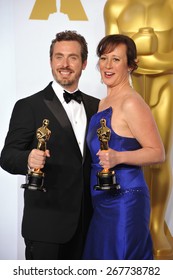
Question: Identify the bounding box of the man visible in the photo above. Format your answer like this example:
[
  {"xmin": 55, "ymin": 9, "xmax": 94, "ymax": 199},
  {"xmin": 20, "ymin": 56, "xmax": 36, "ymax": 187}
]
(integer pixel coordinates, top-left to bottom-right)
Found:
[{"xmin": 0, "ymin": 30, "xmax": 99, "ymax": 260}]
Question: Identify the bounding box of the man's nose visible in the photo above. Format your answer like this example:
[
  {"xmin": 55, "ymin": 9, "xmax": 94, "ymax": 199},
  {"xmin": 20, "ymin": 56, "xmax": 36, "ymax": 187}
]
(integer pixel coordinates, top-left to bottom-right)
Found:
[{"xmin": 61, "ymin": 57, "xmax": 69, "ymax": 67}]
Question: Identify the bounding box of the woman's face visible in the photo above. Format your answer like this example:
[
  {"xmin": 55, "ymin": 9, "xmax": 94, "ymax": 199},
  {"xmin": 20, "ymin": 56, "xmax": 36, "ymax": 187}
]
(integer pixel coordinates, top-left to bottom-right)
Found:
[{"xmin": 98, "ymin": 43, "xmax": 130, "ymax": 88}]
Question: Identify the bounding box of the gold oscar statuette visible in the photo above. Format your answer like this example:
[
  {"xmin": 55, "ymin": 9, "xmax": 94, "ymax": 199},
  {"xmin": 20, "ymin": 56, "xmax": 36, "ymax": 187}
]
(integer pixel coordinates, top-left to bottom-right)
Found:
[
  {"xmin": 21, "ymin": 119, "xmax": 51, "ymax": 192},
  {"xmin": 94, "ymin": 118, "xmax": 120, "ymax": 191}
]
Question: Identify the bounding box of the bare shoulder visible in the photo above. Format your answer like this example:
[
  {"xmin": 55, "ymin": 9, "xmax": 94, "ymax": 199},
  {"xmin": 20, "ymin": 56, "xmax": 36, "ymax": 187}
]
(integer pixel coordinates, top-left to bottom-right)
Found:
[{"xmin": 122, "ymin": 88, "xmax": 150, "ymax": 113}]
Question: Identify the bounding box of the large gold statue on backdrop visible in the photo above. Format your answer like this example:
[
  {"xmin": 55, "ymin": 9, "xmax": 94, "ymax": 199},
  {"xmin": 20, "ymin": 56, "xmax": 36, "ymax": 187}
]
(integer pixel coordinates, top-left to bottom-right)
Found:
[{"xmin": 104, "ymin": 0, "xmax": 173, "ymax": 259}]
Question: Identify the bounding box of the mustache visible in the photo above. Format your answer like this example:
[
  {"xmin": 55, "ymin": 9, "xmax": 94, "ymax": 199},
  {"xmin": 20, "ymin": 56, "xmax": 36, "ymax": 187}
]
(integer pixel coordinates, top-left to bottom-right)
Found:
[{"xmin": 58, "ymin": 67, "xmax": 74, "ymax": 72}]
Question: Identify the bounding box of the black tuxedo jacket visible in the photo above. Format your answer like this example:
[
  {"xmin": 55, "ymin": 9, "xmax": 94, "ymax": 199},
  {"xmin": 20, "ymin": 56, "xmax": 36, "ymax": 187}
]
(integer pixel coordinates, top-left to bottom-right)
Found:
[{"xmin": 0, "ymin": 82, "xmax": 99, "ymax": 243}]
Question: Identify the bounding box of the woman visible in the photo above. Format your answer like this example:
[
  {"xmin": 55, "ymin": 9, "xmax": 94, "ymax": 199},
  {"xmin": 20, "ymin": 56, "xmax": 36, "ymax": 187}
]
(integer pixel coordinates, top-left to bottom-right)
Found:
[{"xmin": 83, "ymin": 34, "xmax": 165, "ymax": 260}]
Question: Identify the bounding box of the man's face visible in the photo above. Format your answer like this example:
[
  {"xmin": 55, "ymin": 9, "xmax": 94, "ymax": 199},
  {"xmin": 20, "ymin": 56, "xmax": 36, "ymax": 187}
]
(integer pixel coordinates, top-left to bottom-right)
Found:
[{"xmin": 50, "ymin": 41, "xmax": 87, "ymax": 91}]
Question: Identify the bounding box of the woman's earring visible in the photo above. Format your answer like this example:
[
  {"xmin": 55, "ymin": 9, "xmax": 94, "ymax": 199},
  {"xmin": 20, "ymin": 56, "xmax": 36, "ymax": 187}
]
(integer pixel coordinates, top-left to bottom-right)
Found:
[{"xmin": 128, "ymin": 72, "xmax": 133, "ymax": 88}]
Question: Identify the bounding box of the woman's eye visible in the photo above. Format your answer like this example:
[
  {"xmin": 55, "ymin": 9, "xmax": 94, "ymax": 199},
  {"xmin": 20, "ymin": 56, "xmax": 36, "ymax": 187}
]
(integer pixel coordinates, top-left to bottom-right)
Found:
[
  {"xmin": 113, "ymin": 58, "xmax": 120, "ymax": 62},
  {"xmin": 100, "ymin": 56, "xmax": 106, "ymax": 60}
]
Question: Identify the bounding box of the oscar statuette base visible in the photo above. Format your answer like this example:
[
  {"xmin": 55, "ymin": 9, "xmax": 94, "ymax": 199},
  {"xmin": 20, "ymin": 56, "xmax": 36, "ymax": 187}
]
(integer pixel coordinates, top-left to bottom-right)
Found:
[
  {"xmin": 94, "ymin": 169, "xmax": 120, "ymax": 191},
  {"xmin": 21, "ymin": 171, "xmax": 46, "ymax": 192}
]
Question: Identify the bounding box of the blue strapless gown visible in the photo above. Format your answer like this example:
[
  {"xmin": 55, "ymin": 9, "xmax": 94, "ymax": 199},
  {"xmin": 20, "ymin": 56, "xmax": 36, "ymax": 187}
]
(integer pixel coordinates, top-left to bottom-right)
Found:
[{"xmin": 83, "ymin": 107, "xmax": 153, "ymax": 260}]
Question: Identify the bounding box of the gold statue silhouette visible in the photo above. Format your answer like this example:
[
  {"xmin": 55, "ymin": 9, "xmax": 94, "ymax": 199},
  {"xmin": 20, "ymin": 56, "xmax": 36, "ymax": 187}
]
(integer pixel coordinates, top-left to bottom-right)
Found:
[
  {"xmin": 29, "ymin": 0, "xmax": 88, "ymax": 21},
  {"xmin": 29, "ymin": 0, "xmax": 57, "ymax": 20},
  {"xmin": 104, "ymin": 0, "xmax": 173, "ymax": 259}
]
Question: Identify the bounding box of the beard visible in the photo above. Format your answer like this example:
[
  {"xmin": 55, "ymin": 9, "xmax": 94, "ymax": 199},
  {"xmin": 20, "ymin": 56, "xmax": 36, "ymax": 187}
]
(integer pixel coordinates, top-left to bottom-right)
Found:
[
  {"xmin": 57, "ymin": 78, "xmax": 74, "ymax": 87},
  {"xmin": 52, "ymin": 68, "xmax": 82, "ymax": 88}
]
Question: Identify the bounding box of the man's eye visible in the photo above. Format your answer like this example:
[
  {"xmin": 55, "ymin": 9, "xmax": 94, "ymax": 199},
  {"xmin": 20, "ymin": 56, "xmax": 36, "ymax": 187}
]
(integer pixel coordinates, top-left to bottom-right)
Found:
[{"xmin": 70, "ymin": 56, "xmax": 77, "ymax": 60}]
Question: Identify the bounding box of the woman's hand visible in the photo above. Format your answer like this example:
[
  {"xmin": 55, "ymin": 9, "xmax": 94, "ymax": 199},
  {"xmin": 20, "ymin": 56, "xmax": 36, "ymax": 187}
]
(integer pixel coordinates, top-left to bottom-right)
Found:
[{"xmin": 97, "ymin": 148, "xmax": 120, "ymax": 169}]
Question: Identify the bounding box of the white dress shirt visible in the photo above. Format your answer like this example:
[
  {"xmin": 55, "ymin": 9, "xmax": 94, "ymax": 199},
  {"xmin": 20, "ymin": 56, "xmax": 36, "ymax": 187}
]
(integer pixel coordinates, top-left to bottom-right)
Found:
[{"xmin": 52, "ymin": 81, "xmax": 87, "ymax": 156}]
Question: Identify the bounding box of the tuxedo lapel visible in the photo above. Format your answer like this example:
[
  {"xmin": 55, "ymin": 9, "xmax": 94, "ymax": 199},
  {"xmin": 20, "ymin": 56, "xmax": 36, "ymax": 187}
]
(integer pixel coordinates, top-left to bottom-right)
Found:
[
  {"xmin": 43, "ymin": 85, "xmax": 82, "ymax": 159},
  {"xmin": 44, "ymin": 93, "xmax": 72, "ymax": 133},
  {"xmin": 81, "ymin": 93, "xmax": 97, "ymax": 163}
]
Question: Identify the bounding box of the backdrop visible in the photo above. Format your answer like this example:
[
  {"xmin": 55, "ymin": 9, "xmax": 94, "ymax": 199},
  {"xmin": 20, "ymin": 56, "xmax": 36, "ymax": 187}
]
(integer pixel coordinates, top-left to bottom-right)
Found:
[{"xmin": 0, "ymin": 0, "xmax": 173, "ymax": 259}]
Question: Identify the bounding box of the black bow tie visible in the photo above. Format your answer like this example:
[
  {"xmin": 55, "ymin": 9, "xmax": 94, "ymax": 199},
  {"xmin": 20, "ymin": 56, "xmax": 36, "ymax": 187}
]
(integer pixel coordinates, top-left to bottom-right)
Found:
[{"xmin": 63, "ymin": 90, "xmax": 82, "ymax": 104}]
